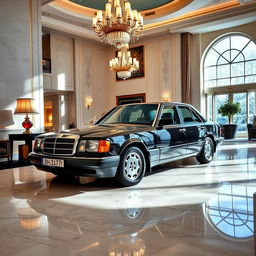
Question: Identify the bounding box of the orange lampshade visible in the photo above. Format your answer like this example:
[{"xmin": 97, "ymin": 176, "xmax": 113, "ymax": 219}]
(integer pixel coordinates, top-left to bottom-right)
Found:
[
  {"xmin": 14, "ymin": 98, "xmax": 39, "ymax": 134},
  {"xmin": 14, "ymin": 98, "xmax": 38, "ymax": 114}
]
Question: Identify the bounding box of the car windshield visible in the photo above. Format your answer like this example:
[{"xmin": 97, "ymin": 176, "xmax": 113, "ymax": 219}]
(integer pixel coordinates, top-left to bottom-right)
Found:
[{"xmin": 98, "ymin": 104, "xmax": 158, "ymax": 125}]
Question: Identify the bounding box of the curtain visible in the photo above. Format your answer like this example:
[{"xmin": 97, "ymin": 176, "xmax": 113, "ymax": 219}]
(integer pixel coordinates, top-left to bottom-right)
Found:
[{"xmin": 181, "ymin": 33, "xmax": 192, "ymax": 104}]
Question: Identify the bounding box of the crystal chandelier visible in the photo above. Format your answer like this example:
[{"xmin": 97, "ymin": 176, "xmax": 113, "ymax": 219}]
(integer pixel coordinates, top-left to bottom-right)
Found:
[
  {"xmin": 92, "ymin": 0, "xmax": 143, "ymax": 48},
  {"xmin": 109, "ymin": 44, "xmax": 139, "ymax": 80}
]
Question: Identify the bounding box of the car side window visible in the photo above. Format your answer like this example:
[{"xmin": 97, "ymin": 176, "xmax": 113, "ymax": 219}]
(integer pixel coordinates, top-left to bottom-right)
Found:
[
  {"xmin": 179, "ymin": 106, "xmax": 195, "ymax": 124},
  {"xmin": 191, "ymin": 109, "xmax": 203, "ymax": 123},
  {"xmin": 159, "ymin": 106, "xmax": 180, "ymax": 125}
]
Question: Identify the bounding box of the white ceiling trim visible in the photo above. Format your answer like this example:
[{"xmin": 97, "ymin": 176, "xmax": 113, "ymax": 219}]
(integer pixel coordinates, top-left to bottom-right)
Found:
[{"xmin": 42, "ymin": 15, "xmax": 97, "ymax": 40}]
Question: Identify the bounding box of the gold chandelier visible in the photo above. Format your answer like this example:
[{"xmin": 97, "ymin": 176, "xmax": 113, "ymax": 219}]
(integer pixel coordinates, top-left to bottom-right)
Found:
[
  {"xmin": 109, "ymin": 44, "xmax": 139, "ymax": 80},
  {"xmin": 92, "ymin": 0, "xmax": 143, "ymax": 48}
]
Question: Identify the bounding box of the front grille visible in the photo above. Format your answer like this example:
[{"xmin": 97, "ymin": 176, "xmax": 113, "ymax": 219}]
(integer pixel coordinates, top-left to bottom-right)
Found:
[{"xmin": 43, "ymin": 134, "xmax": 79, "ymax": 155}]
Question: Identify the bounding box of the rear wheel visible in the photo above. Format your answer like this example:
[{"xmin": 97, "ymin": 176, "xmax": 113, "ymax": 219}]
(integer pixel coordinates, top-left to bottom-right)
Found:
[
  {"xmin": 116, "ymin": 147, "xmax": 146, "ymax": 186},
  {"xmin": 196, "ymin": 137, "xmax": 214, "ymax": 164}
]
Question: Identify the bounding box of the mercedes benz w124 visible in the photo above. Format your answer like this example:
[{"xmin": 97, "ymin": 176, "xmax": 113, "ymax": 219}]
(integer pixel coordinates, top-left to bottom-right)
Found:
[{"xmin": 29, "ymin": 103, "xmax": 223, "ymax": 186}]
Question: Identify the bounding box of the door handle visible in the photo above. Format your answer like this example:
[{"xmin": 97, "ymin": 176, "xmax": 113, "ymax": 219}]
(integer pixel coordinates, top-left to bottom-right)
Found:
[
  {"xmin": 179, "ymin": 128, "xmax": 186, "ymax": 133},
  {"xmin": 198, "ymin": 126, "xmax": 206, "ymax": 130}
]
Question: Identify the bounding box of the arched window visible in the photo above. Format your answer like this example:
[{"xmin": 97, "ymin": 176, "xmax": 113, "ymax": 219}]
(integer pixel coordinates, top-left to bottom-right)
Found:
[
  {"xmin": 204, "ymin": 34, "xmax": 256, "ymax": 88},
  {"xmin": 203, "ymin": 34, "xmax": 256, "ymax": 133}
]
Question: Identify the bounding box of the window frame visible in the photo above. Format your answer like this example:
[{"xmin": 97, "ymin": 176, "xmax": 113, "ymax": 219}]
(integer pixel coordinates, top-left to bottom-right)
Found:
[{"xmin": 203, "ymin": 33, "xmax": 256, "ymax": 91}]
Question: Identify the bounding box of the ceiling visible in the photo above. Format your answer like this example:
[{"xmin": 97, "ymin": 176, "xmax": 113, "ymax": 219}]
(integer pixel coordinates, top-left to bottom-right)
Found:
[
  {"xmin": 69, "ymin": 0, "xmax": 174, "ymax": 12},
  {"xmin": 41, "ymin": 0, "xmax": 256, "ymax": 42}
]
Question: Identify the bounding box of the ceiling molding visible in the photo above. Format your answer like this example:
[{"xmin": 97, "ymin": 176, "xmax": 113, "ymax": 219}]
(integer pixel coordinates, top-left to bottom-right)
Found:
[
  {"xmin": 141, "ymin": 0, "xmax": 192, "ymax": 20},
  {"xmin": 42, "ymin": 0, "xmax": 55, "ymax": 6},
  {"xmin": 42, "ymin": 15, "xmax": 97, "ymax": 40},
  {"xmin": 144, "ymin": 0, "xmax": 256, "ymax": 31}
]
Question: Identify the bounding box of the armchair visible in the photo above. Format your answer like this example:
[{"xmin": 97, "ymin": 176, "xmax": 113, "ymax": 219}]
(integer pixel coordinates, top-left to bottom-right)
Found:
[
  {"xmin": 0, "ymin": 140, "xmax": 11, "ymax": 162},
  {"xmin": 247, "ymin": 124, "xmax": 256, "ymax": 140}
]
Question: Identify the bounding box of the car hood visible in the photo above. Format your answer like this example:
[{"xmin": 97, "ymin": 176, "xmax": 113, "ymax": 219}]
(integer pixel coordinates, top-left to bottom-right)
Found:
[{"xmin": 48, "ymin": 124, "xmax": 153, "ymax": 139}]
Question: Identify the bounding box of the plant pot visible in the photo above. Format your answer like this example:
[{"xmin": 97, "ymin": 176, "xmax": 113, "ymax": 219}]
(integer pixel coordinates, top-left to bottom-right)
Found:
[{"xmin": 222, "ymin": 124, "xmax": 238, "ymax": 139}]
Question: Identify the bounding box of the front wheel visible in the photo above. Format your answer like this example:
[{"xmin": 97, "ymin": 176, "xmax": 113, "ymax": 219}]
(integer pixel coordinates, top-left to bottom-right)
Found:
[
  {"xmin": 196, "ymin": 137, "xmax": 214, "ymax": 164},
  {"xmin": 116, "ymin": 147, "xmax": 146, "ymax": 186}
]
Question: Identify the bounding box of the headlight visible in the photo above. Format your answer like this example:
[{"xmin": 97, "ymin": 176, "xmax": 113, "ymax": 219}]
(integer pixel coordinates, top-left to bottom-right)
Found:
[
  {"xmin": 34, "ymin": 138, "xmax": 43, "ymax": 150},
  {"xmin": 77, "ymin": 140, "xmax": 110, "ymax": 153}
]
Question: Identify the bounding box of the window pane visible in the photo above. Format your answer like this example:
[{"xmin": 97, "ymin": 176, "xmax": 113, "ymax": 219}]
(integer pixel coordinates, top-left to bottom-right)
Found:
[
  {"xmin": 217, "ymin": 78, "xmax": 230, "ymax": 86},
  {"xmin": 231, "ymin": 35, "xmax": 250, "ymax": 51},
  {"xmin": 245, "ymin": 60, "xmax": 256, "ymax": 75},
  {"xmin": 231, "ymin": 77, "xmax": 244, "ymax": 85},
  {"xmin": 205, "ymin": 80, "xmax": 216, "ymax": 88},
  {"xmin": 245, "ymin": 75, "xmax": 256, "ymax": 84},
  {"xmin": 215, "ymin": 94, "xmax": 228, "ymax": 125},
  {"xmin": 243, "ymin": 41, "xmax": 256, "ymax": 60},
  {"xmin": 233, "ymin": 93, "xmax": 246, "ymax": 132},
  {"xmin": 204, "ymin": 66, "xmax": 216, "ymax": 80},
  {"xmin": 231, "ymin": 49, "xmax": 243, "ymax": 62},
  {"xmin": 231, "ymin": 51, "xmax": 245, "ymax": 63},
  {"xmin": 204, "ymin": 48, "xmax": 220, "ymax": 67},
  {"xmin": 217, "ymin": 64, "xmax": 230, "ymax": 79},
  {"xmin": 222, "ymin": 51, "xmax": 231, "ymax": 63},
  {"xmin": 231, "ymin": 62, "xmax": 244, "ymax": 77},
  {"xmin": 218, "ymin": 56, "xmax": 229, "ymax": 65},
  {"xmin": 213, "ymin": 37, "xmax": 230, "ymax": 54}
]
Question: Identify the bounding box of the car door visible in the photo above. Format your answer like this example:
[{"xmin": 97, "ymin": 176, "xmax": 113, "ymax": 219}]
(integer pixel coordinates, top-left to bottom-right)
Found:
[
  {"xmin": 157, "ymin": 105, "xmax": 187, "ymax": 162},
  {"xmin": 178, "ymin": 106, "xmax": 205, "ymax": 155}
]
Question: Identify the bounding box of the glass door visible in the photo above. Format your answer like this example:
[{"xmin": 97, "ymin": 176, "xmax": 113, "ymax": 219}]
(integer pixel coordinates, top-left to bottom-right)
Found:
[
  {"xmin": 215, "ymin": 94, "xmax": 228, "ymax": 125},
  {"xmin": 233, "ymin": 92, "xmax": 247, "ymax": 132},
  {"xmin": 248, "ymin": 91, "xmax": 256, "ymax": 124}
]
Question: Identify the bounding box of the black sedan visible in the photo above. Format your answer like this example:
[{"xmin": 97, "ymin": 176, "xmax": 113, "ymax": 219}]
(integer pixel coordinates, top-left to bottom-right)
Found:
[{"xmin": 29, "ymin": 102, "xmax": 223, "ymax": 186}]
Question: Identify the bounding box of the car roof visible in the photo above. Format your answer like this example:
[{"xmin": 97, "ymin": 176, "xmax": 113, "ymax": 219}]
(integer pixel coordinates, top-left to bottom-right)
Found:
[{"xmin": 118, "ymin": 102, "xmax": 191, "ymax": 107}]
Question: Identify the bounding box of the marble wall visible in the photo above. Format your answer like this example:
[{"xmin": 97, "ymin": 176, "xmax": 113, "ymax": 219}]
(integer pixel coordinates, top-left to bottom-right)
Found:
[
  {"xmin": 0, "ymin": 0, "xmax": 43, "ymax": 138},
  {"xmin": 74, "ymin": 39, "xmax": 109, "ymax": 127}
]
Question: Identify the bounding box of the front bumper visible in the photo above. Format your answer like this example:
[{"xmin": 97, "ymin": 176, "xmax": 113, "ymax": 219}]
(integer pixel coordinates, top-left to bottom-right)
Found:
[{"xmin": 28, "ymin": 152, "xmax": 120, "ymax": 178}]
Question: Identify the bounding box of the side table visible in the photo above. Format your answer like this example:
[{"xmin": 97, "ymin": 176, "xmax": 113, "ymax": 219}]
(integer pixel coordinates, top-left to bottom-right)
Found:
[{"xmin": 8, "ymin": 133, "xmax": 42, "ymax": 162}]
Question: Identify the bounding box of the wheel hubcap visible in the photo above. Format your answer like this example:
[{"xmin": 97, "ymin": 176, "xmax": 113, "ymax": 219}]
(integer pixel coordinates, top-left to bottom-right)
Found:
[
  {"xmin": 204, "ymin": 139, "xmax": 213, "ymax": 160},
  {"xmin": 124, "ymin": 152, "xmax": 142, "ymax": 181}
]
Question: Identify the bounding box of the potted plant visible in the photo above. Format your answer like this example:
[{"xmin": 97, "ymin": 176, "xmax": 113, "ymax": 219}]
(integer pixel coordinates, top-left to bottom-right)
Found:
[{"xmin": 218, "ymin": 101, "xmax": 241, "ymax": 139}]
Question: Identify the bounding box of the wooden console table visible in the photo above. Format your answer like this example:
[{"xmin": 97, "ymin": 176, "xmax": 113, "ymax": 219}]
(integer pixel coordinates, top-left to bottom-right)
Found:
[{"xmin": 9, "ymin": 133, "xmax": 42, "ymax": 162}]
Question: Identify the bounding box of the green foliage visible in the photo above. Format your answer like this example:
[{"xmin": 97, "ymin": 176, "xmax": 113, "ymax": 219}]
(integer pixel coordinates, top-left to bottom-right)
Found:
[{"xmin": 218, "ymin": 101, "xmax": 241, "ymax": 124}]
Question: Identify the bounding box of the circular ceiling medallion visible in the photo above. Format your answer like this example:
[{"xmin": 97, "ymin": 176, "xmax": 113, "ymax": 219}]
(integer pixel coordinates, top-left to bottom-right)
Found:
[
  {"xmin": 69, "ymin": 0, "xmax": 174, "ymax": 12},
  {"xmin": 52, "ymin": 0, "xmax": 193, "ymax": 21}
]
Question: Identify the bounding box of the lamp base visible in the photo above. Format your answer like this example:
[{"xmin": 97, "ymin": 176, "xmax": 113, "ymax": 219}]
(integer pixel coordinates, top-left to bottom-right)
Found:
[{"xmin": 22, "ymin": 116, "xmax": 33, "ymax": 134}]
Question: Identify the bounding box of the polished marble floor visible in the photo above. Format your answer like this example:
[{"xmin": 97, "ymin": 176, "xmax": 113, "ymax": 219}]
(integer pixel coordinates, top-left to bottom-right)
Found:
[{"xmin": 0, "ymin": 141, "xmax": 255, "ymax": 256}]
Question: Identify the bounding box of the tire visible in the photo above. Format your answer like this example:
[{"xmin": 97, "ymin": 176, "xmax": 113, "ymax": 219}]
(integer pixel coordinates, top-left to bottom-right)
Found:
[
  {"xmin": 196, "ymin": 137, "xmax": 214, "ymax": 164},
  {"xmin": 116, "ymin": 147, "xmax": 146, "ymax": 186}
]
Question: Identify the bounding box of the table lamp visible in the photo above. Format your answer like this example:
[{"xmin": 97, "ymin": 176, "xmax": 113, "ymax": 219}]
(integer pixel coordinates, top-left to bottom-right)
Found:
[
  {"xmin": 0, "ymin": 110, "xmax": 14, "ymax": 128},
  {"xmin": 14, "ymin": 98, "xmax": 39, "ymax": 134}
]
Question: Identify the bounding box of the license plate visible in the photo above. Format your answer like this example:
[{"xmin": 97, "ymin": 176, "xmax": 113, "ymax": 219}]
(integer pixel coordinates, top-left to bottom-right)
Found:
[{"xmin": 42, "ymin": 158, "xmax": 64, "ymax": 167}]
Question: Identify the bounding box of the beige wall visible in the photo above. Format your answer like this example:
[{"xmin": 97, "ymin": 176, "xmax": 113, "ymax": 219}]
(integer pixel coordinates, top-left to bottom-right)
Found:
[
  {"xmin": 75, "ymin": 39, "xmax": 109, "ymax": 127},
  {"xmin": 0, "ymin": 0, "xmax": 43, "ymax": 139},
  {"xmin": 107, "ymin": 34, "xmax": 182, "ymax": 109},
  {"xmin": 191, "ymin": 21, "xmax": 256, "ymax": 114}
]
